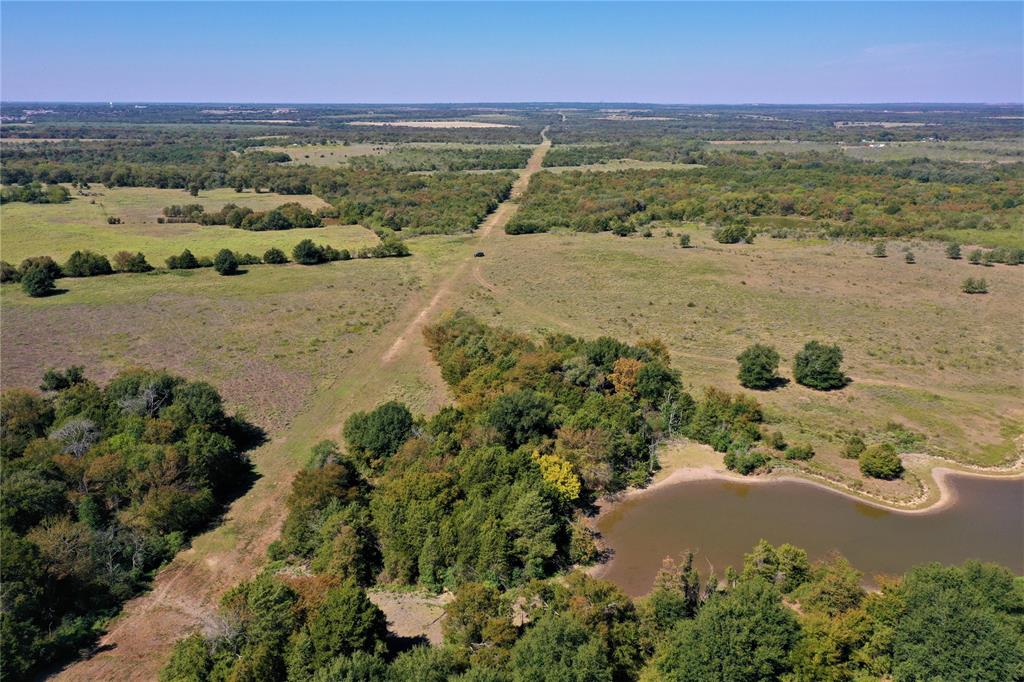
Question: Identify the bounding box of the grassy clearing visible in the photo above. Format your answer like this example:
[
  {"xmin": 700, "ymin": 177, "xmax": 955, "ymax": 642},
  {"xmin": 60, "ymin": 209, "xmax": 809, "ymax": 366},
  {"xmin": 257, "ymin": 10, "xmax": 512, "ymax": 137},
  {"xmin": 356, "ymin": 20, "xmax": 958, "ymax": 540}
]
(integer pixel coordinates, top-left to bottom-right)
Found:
[
  {"xmin": 259, "ymin": 142, "xmax": 393, "ymax": 166},
  {"xmin": 709, "ymin": 138, "xmax": 1024, "ymax": 163},
  {"xmin": 460, "ymin": 226, "xmax": 1023, "ymax": 497},
  {"xmin": 0, "ymin": 185, "xmax": 376, "ymax": 264},
  {"xmin": 0, "ymin": 234, "xmax": 467, "ymax": 433}
]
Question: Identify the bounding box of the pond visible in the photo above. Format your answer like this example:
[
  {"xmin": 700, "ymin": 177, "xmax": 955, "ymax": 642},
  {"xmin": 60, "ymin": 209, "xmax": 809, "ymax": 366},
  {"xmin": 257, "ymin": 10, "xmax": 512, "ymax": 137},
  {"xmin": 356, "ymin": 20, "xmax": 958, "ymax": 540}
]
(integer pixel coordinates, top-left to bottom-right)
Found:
[{"xmin": 594, "ymin": 473, "xmax": 1024, "ymax": 596}]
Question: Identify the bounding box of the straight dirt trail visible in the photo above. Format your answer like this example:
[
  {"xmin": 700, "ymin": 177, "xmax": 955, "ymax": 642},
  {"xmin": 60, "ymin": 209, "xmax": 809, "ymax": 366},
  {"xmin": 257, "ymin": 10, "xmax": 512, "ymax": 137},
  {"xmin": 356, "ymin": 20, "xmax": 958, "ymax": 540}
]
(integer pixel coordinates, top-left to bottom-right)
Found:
[
  {"xmin": 54, "ymin": 130, "xmax": 552, "ymax": 681},
  {"xmin": 381, "ymin": 127, "xmax": 550, "ymax": 363}
]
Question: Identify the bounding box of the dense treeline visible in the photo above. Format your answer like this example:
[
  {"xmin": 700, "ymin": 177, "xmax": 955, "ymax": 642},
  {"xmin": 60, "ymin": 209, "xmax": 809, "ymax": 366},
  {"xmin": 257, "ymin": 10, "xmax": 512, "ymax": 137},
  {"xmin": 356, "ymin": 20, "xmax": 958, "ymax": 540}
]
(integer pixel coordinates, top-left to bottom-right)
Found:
[
  {"xmin": 346, "ymin": 146, "xmax": 533, "ymax": 172},
  {"xmin": 542, "ymin": 139, "xmax": 706, "ymax": 166},
  {"xmin": 161, "ymin": 540, "xmax": 1024, "ymax": 681},
  {"xmin": 161, "ymin": 202, "xmax": 323, "ymax": 230},
  {"xmin": 507, "ymin": 156, "xmax": 1023, "ymax": 238},
  {"xmin": 0, "ymin": 369, "xmax": 253, "ymax": 679},
  {"xmin": 321, "ymin": 171, "xmax": 514, "ymax": 235}
]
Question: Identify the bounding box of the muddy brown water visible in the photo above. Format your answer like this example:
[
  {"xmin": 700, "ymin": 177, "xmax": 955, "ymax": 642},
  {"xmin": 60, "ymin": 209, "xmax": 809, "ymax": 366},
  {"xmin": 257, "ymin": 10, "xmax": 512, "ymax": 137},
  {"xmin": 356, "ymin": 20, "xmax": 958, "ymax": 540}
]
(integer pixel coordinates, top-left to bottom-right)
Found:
[{"xmin": 595, "ymin": 475, "xmax": 1024, "ymax": 596}]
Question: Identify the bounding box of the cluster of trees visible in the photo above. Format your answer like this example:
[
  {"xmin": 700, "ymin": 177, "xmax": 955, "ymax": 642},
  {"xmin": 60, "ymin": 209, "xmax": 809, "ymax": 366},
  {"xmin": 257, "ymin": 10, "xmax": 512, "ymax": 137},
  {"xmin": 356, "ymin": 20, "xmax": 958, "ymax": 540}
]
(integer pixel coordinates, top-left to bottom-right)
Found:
[
  {"xmin": 162, "ymin": 536, "xmax": 1024, "ymax": 682},
  {"xmin": 505, "ymin": 158, "xmax": 1022, "ymax": 238},
  {"xmin": 737, "ymin": 341, "xmax": 847, "ymax": 391},
  {"xmin": 542, "ymin": 138, "xmax": 706, "ymax": 167},
  {"xmin": 348, "ymin": 146, "xmax": 532, "ymax": 172},
  {"xmin": 262, "ymin": 316, "xmax": 820, "ymax": 599},
  {"xmin": 0, "ymin": 234, "xmax": 407, "ymax": 290},
  {"xmin": 1, "ymin": 251, "xmax": 154, "ymax": 297},
  {"xmin": 1, "ymin": 369, "xmax": 252, "ymax": 678},
  {"xmin": 0, "ymin": 182, "xmax": 70, "ymax": 204},
  {"xmin": 964, "ymin": 245, "xmax": 1024, "ymax": 266},
  {"xmin": 321, "ymin": 170, "xmax": 514, "ymax": 235},
  {"xmin": 161, "ymin": 202, "xmax": 323, "ymax": 231},
  {"xmin": 292, "ymin": 236, "xmax": 410, "ymax": 265}
]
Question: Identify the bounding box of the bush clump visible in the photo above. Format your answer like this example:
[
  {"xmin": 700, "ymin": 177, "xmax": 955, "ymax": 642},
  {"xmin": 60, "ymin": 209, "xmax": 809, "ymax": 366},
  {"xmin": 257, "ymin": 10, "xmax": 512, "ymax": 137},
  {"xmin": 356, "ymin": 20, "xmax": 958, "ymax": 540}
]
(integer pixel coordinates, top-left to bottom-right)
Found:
[
  {"xmin": 263, "ymin": 247, "xmax": 288, "ymax": 264},
  {"xmin": 962, "ymin": 277, "xmax": 988, "ymax": 294},
  {"xmin": 166, "ymin": 249, "xmax": 200, "ymax": 270},
  {"xmin": 20, "ymin": 266, "xmax": 56, "ymax": 297},
  {"xmin": 213, "ymin": 249, "xmax": 239, "ymax": 275},
  {"xmin": 736, "ymin": 344, "xmax": 781, "ymax": 390},
  {"xmin": 793, "ymin": 341, "xmax": 846, "ymax": 391},
  {"xmin": 63, "ymin": 250, "xmax": 113, "ymax": 277},
  {"xmin": 785, "ymin": 444, "xmax": 814, "ymax": 461},
  {"xmin": 712, "ymin": 223, "xmax": 753, "ymax": 244},
  {"xmin": 112, "ymin": 251, "xmax": 152, "ymax": 273},
  {"xmin": 859, "ymin": 443, "xmax": 904, "ymax": 480}
]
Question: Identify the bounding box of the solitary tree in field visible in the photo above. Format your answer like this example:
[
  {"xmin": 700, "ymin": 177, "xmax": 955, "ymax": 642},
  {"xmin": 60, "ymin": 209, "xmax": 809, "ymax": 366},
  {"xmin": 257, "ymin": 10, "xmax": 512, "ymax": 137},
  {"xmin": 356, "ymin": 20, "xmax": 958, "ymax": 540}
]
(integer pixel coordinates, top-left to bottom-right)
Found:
[
  {"xmin": 736, "ymin": 344, "xmax": 781, "ymax": 390},
  {"xmin": 945, "ymin": 242, "xmax": 961, "ymax": 259},
  {"xmin": 793, "ymin": 341, "xmax": 846, "ymax": 390}
]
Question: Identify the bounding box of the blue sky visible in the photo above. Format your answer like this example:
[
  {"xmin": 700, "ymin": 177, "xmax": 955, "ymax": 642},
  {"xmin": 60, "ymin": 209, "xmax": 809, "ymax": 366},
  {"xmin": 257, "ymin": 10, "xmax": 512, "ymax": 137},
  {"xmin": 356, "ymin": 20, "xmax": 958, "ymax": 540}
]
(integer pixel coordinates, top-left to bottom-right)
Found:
[{"xmin": 2, "ymin": 2, "xmax": 1021, "ymax": 103}]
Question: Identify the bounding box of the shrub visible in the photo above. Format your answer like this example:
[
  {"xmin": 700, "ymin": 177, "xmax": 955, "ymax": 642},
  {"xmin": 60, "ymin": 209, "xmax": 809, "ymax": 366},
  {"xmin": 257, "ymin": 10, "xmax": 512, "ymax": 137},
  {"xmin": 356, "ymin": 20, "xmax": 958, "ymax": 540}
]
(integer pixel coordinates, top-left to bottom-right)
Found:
[
  {"xmin": 112, "ymin": 251, "xmax": 152, "ymax": 273},
  {"xmin": 263, "ymin": 247, "xmax": 288, "ymax": 264},
  {"xmin": 962, "ymin": 277, "xmax": 988, "ymax": 294},
  {"xmin": 843, "ymin": 435, "xmax": 866, "ymax": 459},
  {"xmin": 904, "ymin": 251, "xmax": 915, "ymax": 264},
  {"xmin": 872, "ymin": 242, "xmax": 887, "ymax": 258},
  {"xmin": 63, "ymin": 250, "xmax": 113, "ymax": 277},
  {"xmin": 712, "ymin": 224, "xmax": 752, "ymax": 244},
  {"xmin": 235, "ymin": 252, "xmax": 261, "ymax": 266},
  {"xmin": 166, "ymin": 249, "xmax": 199, "ymax": 270},
  {"xmin": 21, "ymin": 267, "xmax": 55, "ymax": 297},
  {"xmin": 793, "ymin": 341, "xmax": 846, "ymax": 391},
  {"xmin": 764, "ymin": 430, "xmax": 787, "ymax": 451},
  {"xmin": 106, "ymin": 216, "xmax": 121, "ymax": 225},
  {"xmin": 292, "ymin": 239, "xmax": 325, "ymax": 265},
  {"xmin": 213, "ymin": 249, "xmax": 238, "ymax": 275},
  {"xmin": 18, "ymin": 256, "xmax": 62, "ymax": 281},
  {"xmin": 679, "ymin": 234, "xmax": 691, "ymax": 248},
  {"xmin": 785, "ymin": 444, "xmax": 814, "ymax": 461},
  {"xmin": 1, "ymin": 260, "xmax": 19, "ymax": 282},
  {"xmin": 859, "ymin": 443, "xmax": 904, "ymax": 480},
  {"xmin": 968, "ymin": 250, "xmax": 983, "ymax": 265},
  {"xmin": 736, "ymin": 344, "xmax": 781, "ymax": 390},
  {"xmin": 945, "ymin": 242, "xmax": 961, "ymax": 259},
  {"xmin": 724, "ymin": 440, "xmax": 767, "ymax": 475}
]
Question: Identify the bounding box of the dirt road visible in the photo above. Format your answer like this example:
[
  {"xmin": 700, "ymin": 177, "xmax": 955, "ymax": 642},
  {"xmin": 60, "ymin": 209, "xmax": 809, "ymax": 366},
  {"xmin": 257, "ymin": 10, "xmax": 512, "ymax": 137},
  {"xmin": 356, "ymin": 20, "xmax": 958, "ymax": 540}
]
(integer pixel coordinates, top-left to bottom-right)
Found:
[{"xmin": 53, "ymin": 130, "xmax": 552, "ymax": 681}]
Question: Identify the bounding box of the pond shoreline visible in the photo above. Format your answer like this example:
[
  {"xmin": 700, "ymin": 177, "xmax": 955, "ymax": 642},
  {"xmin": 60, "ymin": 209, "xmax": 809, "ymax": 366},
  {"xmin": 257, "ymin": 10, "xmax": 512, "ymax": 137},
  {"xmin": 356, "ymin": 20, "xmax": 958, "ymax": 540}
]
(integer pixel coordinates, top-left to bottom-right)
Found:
[{"xmin": 592, "ymin": 454, "xmax": 1024, "ymax": 524}]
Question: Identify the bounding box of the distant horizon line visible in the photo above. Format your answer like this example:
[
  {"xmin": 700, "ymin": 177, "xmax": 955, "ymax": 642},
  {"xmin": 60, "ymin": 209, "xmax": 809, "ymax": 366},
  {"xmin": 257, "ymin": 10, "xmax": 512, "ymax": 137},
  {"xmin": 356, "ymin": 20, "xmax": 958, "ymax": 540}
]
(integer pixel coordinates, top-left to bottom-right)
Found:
[{"xmin": 3, "ymin": 100, "xmax": 1023, "ymax": 107}]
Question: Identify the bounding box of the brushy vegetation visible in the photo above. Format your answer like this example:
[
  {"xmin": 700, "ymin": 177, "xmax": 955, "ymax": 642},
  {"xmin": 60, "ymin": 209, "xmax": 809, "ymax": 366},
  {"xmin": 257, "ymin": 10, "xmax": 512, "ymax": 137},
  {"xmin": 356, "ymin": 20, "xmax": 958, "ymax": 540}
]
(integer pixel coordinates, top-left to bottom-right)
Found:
[
  {"xmin": 161, "ymin": 201, "xmax": 322, "ymax": 230},
  {"xmin": 0, "ymin": 369, "xmax": 253, "ymax": 678},
  {"xmin": 348, "ymin": 145, "xmax": 532, "ymax": 172},
  {"xmin": 507, "ymin": 158, "xmax": 1022, "ymax": 239},
  {"xmin": 321, "ymin": 170, "xmax": 514, "ymax": 236},
  {"xmin": 162, "ymin": 534, "xmax": 1024, "ymax": 682}
]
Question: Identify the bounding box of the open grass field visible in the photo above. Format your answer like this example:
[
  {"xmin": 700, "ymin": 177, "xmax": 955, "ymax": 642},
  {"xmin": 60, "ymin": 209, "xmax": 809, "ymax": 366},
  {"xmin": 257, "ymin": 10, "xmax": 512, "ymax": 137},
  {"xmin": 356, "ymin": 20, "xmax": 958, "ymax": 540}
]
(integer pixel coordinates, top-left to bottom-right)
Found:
[
  {"xmin": 709, "ymin": 138, "xmax": 1024, "ymax": 162},
  {"xmin": 258, "ymin": 142, "xmax": 394, "ymax": 166},
  {"xmin": 0, "ymin": 185, "xmax": 375, "ymax": 265}
]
